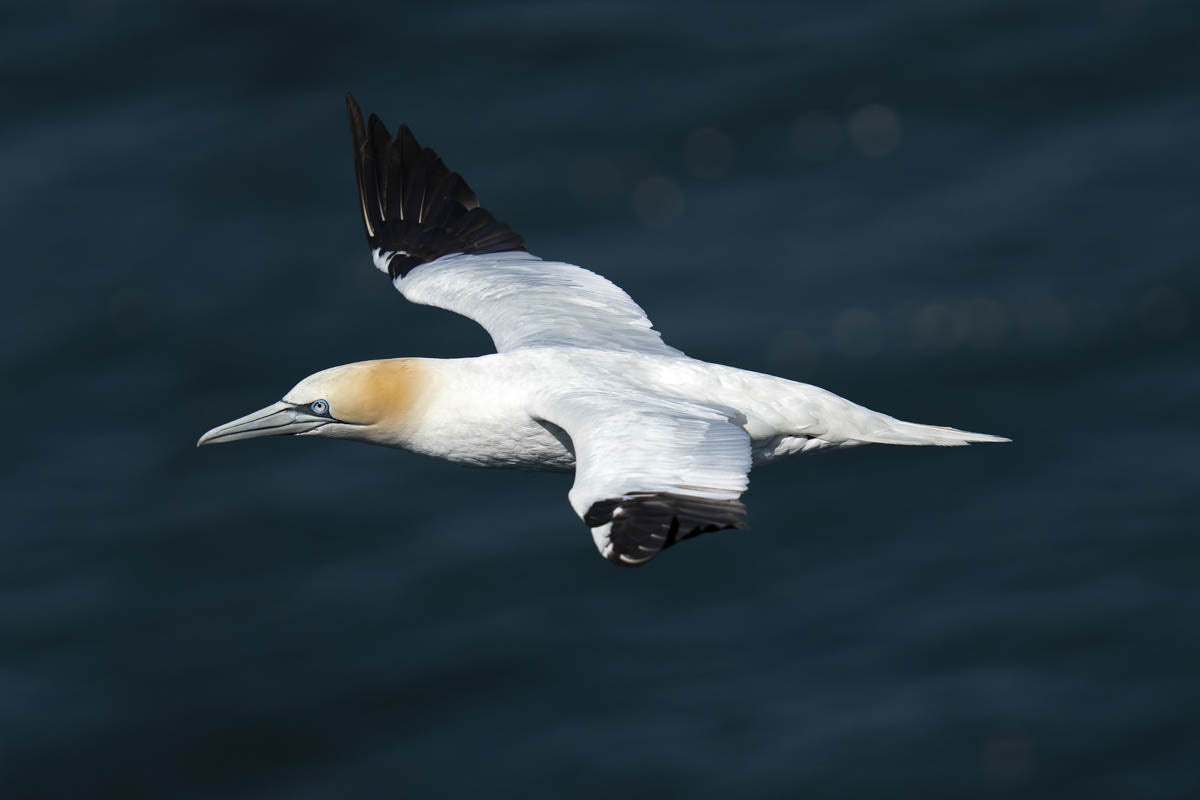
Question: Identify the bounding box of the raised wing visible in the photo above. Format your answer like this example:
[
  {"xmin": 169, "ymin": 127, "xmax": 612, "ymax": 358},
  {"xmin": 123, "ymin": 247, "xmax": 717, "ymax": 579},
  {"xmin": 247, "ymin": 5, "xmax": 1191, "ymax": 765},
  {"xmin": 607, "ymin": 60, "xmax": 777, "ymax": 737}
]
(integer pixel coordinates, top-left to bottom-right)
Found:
[
  {"xmin": 399, "ymin": 252, "xmax": 682, "ymax": 354},
  {"xmin": 346, "ymin": 94, "xmax": 680, "ymax": 356},
  {"xmin": 534, "ymin": 390, "xmax": 752, "ymax": 566}
]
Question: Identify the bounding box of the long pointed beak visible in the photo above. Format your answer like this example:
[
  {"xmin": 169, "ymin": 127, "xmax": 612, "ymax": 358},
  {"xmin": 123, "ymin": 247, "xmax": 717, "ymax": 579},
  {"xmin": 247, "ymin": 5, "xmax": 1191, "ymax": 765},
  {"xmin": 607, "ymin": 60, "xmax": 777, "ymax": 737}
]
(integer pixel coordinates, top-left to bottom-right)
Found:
[{"xmin": 197, "ymin": 401, "xmax": 328, "ymax": 447}]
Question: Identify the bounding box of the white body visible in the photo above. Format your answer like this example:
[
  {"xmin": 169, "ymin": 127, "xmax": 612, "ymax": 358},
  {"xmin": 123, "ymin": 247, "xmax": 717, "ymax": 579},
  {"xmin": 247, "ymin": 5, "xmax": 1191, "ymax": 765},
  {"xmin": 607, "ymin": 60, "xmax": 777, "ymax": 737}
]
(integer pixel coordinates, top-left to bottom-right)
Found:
[{"xmin": 378, "ymin": 349, "xmax": 889, "ymax": 472}]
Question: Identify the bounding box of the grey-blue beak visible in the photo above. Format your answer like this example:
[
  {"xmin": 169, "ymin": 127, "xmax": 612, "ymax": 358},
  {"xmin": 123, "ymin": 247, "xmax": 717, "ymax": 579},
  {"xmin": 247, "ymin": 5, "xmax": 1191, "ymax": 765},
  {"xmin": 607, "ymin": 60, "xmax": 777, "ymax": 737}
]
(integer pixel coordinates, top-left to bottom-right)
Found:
[{"xmin": 197, "ymin": 401, "xmax": 328, "ymax": 447}]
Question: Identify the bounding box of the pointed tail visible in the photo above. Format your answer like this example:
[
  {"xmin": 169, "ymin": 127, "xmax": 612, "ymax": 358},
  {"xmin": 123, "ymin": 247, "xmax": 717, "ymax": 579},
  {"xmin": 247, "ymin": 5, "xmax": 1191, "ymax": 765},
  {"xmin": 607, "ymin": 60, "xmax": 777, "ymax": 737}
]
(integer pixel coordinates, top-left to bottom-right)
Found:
[{"xmin": 853, "ymin": 418, "xmax": 1010, "ymax": 447}]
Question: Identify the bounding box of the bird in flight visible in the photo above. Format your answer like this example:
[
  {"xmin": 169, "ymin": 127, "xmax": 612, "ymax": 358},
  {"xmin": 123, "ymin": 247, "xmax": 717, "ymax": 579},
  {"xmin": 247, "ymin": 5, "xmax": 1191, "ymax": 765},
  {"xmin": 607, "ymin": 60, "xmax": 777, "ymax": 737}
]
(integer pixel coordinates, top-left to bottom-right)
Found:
[{"xmin": 198, "ymin": 94, "xmax": 1008, "ymax": 567}]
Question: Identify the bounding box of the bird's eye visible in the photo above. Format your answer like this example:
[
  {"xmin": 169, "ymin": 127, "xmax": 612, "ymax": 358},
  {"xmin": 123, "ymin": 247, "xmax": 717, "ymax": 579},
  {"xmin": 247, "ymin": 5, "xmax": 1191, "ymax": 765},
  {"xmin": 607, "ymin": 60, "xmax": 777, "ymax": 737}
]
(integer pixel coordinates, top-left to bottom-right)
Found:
[{"xmin": 310, "ymin": 399, "xmax": 329, "ymax": 415}]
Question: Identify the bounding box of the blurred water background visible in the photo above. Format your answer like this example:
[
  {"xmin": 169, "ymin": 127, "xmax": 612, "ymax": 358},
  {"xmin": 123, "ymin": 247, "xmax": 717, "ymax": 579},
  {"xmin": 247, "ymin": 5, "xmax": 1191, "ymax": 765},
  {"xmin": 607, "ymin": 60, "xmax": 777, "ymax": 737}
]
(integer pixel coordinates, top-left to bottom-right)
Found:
[{"xmin": 2, "ymin": 1, "xmax": 1198, "ymax": 796}]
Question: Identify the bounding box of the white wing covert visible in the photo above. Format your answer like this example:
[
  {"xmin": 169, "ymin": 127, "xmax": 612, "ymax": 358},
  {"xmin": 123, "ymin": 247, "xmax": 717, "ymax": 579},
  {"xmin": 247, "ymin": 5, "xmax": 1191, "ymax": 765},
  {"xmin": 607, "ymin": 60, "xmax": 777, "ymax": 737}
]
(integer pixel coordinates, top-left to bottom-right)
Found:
[
  {"xmin": 533, "ymin": 389, "xmax": 752, "ymax": 566},
  {"xmin": 399, "ymin": 252, "xmax": 681, "ymax": 354},
  {"xmin": 347, "ymin": 94, "xmax": 679, "ymax": 356}
]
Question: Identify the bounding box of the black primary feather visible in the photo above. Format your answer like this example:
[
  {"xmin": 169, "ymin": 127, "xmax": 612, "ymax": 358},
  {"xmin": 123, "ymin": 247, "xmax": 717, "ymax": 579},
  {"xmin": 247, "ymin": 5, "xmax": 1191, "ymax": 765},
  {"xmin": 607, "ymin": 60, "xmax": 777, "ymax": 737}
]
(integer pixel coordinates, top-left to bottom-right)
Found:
[
  {"xmin": 584, "ymin": 492, "xmax": 748, "ymax": 567},
  {"xmin": 346, "ymin": 93, "xmax": 527, "ymax": 278}
]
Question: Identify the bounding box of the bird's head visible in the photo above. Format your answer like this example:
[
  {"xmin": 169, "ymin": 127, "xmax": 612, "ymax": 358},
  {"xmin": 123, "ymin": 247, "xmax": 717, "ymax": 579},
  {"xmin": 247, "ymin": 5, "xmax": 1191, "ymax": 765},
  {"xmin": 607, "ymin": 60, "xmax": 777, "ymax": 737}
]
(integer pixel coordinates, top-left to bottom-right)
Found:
[{"xmin": 197, "ymin": 358, "xmax": 427, "ymax": 448}]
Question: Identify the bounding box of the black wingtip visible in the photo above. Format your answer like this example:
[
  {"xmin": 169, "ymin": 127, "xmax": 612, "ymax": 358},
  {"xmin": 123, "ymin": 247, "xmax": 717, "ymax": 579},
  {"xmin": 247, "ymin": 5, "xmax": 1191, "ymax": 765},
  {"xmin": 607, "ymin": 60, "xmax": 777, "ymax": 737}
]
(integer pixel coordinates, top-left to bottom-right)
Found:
[
  {"xmin": 345, "ymin": 94, "xmax": 365, "ymax": 146},
  {"xmin": 585, "ymin": 492, "xmax": 747, "ymax": 567},
  {"xmin": 344, "ymin": 93, "xmax": 527, "ymax": 279}
]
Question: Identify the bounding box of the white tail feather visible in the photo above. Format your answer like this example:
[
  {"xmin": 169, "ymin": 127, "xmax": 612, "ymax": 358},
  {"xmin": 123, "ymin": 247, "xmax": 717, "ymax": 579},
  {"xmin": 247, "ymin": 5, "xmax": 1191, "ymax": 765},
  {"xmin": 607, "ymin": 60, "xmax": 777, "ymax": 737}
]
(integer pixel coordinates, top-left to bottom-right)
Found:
[{"xmin": 854, "ymin": 419, "xmax": 1010, "ymax": 447}]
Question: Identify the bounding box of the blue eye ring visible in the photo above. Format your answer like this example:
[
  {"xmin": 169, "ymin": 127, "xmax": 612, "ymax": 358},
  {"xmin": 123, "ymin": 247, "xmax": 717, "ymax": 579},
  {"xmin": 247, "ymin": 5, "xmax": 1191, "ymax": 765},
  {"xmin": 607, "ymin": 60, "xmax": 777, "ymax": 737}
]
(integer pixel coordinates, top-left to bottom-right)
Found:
[{"xmin": 310, "ymin": 399, "xmax": 329, "ymax": 415}]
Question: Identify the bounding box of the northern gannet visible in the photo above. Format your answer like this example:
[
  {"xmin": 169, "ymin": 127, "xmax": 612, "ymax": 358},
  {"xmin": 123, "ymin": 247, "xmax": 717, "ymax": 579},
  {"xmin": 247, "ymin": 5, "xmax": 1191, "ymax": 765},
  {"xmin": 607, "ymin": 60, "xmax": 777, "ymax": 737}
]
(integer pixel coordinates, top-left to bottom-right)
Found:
[{"xmin": 198, "ymin": 94, "xmax": 1008, "ymax": 567}]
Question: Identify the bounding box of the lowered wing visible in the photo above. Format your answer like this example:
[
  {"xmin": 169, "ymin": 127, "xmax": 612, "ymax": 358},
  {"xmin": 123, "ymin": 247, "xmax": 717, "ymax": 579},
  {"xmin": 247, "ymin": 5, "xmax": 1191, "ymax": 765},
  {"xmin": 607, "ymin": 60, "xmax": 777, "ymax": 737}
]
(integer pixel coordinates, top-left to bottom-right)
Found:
[{"xmin": 533, "ymin": 389, "xmax": 752, "ymax": 566}]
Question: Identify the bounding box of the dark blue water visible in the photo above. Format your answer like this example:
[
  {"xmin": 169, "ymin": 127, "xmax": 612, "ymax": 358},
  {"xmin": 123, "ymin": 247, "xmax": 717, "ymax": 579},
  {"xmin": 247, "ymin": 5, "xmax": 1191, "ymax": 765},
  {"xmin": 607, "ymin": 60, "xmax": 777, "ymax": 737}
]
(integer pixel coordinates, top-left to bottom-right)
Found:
[{"xmin": 3, "ymin": 1, "xmax": 1197, "ymax": 796}]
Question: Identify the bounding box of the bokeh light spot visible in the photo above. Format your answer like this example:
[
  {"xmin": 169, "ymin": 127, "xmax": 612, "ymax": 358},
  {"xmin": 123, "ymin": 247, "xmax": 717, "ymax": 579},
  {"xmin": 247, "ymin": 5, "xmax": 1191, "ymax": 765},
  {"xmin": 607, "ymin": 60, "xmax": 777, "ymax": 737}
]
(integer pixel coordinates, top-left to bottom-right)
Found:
[
  {"xmin": 1017, "ymin": 295, "xmax": 1073, "ymax": 344},
  {"xmin": 963, "ymin": 297, "xmax": 1009, "ymax": 349},
  {"xmin": 1136, "ymin": 285, "xmax": 1188, "ymax": 337},
  {"xmin": 632, "ymin": 176, "xmax": 685, "ymax": 228},
  {"xmin": 983, "ymin": 736, "xmax": 1033, "ymax": 787},
  {"xmin": 913, "ymin": 303, "xmax": 954, "ymax": 352},
  {"xmin": 849, "ymin": 104, "xmax": 902, "ymax": 158}
]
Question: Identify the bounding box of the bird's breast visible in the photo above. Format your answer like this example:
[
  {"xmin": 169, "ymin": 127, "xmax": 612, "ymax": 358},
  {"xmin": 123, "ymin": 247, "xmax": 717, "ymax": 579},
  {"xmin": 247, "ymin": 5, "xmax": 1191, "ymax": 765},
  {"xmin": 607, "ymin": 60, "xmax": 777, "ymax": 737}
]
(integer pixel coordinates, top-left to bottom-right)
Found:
[
  {"xmin": 405, "ymin": 412, "xmax": 576, "ymax": 471},
  {"xmin": 399, "ymin": 357, "xmax": 577, "ymax": 471}
]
